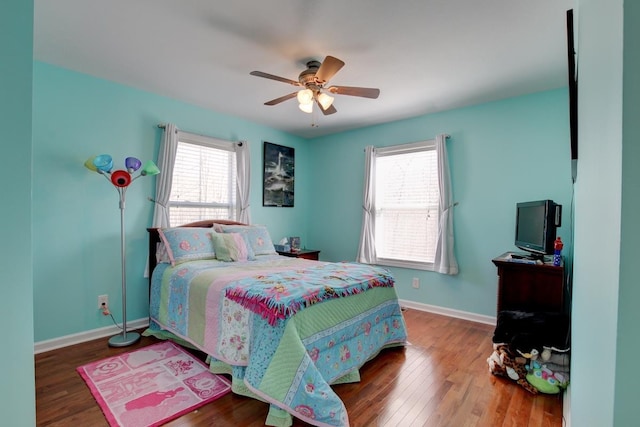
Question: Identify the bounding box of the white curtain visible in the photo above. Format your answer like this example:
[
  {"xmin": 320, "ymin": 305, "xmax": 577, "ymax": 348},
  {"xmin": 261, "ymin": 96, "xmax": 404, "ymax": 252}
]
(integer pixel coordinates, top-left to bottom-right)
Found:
[
  {"xmin": 144, "ymin": 123, "xmax": 177, "ymax": 277},
  {"xmin": 151, "ymin": 123, "xmax": 178, "ymax": 228},
  {"xmin": 433, "ymin": 133, "xmax": 459, "ymax": 275},
  {"xmin": 236, "ymin": 140, "xmax": 251, "ymax": 224},
  {"xmin": 357, "ymin": 146, "xmax": 376, "ymax": 263}
]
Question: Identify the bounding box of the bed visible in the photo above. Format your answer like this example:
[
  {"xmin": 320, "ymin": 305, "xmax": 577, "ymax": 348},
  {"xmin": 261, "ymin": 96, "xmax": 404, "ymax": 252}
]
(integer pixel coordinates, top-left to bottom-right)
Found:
[{"xmin": 144, "ymin": 220, "xmax": 408, "ymax": 427}]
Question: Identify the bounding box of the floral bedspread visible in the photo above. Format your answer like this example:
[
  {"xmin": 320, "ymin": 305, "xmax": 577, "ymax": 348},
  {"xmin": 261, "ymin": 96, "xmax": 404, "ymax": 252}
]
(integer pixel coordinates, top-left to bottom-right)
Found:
[
  {"xmin": 224, "ymin": 261, "xmax": 396, "ymax": 325},
  {"xmin": 146, "ymin": 256, "xmax": 407, "ymax": 427}
]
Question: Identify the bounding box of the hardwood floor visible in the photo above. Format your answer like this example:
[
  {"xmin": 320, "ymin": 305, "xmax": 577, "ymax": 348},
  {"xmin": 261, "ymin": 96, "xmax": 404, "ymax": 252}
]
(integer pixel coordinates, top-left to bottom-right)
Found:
[{"xmin": 35, "ymin": 309, "xmax": 564, "ymax": 426}]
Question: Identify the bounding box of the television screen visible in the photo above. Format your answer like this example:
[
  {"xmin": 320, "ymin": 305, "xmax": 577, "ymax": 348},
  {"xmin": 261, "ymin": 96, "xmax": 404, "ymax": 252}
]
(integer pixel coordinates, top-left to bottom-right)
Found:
[
  {"xmin": 516, "ymin": 205, "xmax": 546, "ymax": 247},
  {"xmin": 515, "ymin": 200, "xmax": 560, "ymax": 256}
]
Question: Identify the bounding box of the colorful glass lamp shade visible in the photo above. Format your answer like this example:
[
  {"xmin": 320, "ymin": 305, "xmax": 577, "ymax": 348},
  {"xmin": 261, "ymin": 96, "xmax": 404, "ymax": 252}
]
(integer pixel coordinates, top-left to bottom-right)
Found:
[
  {"xmin": 141, "ymin": 160, "xmax": 160, "ymax": 176},
  {"xmin": 84, "ymin": 156, "xmax": 98, "ymax": 172},
  {"xmin": 125, "ymin": 157, "xmax": 142, "ymax": 173},
  {"xmin": 93, "ymin": 154, "xmax": 113, "ymax": 173},
  {"xmin": 84, "ymin": 154, "xmax": 160, "ymax": 347},
  {"xmin": 111, "ymin": 170, "xmax": 132, "ymax": 187}
]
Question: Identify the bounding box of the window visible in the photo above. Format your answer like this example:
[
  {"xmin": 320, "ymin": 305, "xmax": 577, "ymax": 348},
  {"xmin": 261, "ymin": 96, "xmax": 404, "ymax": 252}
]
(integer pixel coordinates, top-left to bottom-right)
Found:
[
  {"xmin": 374, "ymin": 140, "xmax": 439, "ymax": 270},
  {"xmin": 168, "ymin": 132, "xmax": 237, "ymax": 224}
]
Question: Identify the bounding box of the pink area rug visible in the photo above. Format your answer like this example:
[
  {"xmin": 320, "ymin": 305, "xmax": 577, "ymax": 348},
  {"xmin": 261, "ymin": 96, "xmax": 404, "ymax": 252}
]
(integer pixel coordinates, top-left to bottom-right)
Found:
[{"xmin": 77, "ymin": 341, "xmax": 231, "ymax": 427}]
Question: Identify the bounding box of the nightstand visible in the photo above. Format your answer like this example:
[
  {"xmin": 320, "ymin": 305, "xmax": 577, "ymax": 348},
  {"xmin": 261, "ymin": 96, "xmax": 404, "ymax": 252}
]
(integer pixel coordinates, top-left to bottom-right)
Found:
[{"xmin": 276, "ymin": 249, "xmax": 320, "ymax": 261}]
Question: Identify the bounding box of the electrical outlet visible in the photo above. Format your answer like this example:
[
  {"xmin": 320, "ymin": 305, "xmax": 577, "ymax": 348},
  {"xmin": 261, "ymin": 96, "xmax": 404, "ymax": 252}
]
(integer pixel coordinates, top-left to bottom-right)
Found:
[
  {"xmin": 98, "ymin": 294, "xmax": 109, "ymax": 309},
  {"xmin": 412, "ymin": 278, "xmax": 420, "ymax": 289}
]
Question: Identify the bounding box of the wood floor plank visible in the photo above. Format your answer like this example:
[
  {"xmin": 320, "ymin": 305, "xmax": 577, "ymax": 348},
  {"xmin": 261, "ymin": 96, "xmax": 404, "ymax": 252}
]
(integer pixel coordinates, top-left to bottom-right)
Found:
[{"xmin": 35, "ymin": 309, "xmax": 563, "ymax": 426}]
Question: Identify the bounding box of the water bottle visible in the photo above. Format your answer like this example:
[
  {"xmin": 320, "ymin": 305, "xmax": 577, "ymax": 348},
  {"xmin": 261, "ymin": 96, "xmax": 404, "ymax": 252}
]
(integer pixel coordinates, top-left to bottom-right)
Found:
[{"xmin": 553, "ymin": 237, "xmax": 563, "ymax": 266}]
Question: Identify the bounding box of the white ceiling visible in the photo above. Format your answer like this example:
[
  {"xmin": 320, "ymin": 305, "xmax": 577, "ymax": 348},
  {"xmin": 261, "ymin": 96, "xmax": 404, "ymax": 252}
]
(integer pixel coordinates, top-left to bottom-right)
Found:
[{"xmin": 33, "ymin": 0, "xmax": 574, "ymax": 139}]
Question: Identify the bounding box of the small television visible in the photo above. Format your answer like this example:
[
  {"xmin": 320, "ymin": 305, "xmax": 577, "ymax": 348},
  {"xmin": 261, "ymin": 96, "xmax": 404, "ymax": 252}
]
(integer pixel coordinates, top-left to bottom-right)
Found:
[{"xmin": 514, "ymin": 200, "xmax": 562, "ymax": 258}]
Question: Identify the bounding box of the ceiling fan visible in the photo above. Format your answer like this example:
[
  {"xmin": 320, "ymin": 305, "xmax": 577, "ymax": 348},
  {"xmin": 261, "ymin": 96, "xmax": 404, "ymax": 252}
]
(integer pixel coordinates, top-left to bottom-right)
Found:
[{"xmin": 250, "ymin": 56, "xmax": 380, "ymax": 115}]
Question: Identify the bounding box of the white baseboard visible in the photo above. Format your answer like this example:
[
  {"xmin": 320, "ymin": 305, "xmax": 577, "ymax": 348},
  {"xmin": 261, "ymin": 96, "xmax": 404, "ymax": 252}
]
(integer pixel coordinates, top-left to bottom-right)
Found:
[
  {"xmin": 399, "ymin": 299, "xmax": 496, "ymax": 325},
  {"xmin": 563, "ymin": 385, "xmax": 571, "ymax": 426},
  {"xmin": 34, "ymin": 318, "xmax": 149, "ymax": 354}
]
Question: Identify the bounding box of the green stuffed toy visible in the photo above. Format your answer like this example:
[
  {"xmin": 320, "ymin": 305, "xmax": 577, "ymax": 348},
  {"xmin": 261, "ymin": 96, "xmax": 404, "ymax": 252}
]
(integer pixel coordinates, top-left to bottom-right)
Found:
[{"xmin": 526, "ymin": 360, "xmax": 569, "ymax": 394}]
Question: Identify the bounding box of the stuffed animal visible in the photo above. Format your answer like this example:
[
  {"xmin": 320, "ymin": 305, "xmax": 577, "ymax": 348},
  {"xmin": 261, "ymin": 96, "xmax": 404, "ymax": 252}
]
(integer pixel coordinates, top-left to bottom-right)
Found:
[
  {"xmin": 487, "ymin": 344, "xmax": 538, "ymax": 394},
  {"xmin": 541, "ymin": 346, "xmax": 571, "ymax": 366},
  {"xmin": 526, "ymin": 360, "xmax": 569, "ymax": 394},
  {"xmin": 516, "ymin": 347, "xmax": 539, "ymax": 361}
]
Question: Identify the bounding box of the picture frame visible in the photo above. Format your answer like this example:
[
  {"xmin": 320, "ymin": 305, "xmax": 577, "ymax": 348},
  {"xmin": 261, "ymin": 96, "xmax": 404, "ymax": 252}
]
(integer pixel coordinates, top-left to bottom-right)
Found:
[
  {"xmin": 263, "ymin": 141, "xmax": 295, "ymax": 207},
  {"xmin": 289, "ymin": 236, "xmax": 300, "ymax": 252}
]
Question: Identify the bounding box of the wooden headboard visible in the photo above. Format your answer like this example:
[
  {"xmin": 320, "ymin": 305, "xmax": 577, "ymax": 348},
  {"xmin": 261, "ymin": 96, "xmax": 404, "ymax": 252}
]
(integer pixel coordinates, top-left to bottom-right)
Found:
[{"xmin": 147, "ymin": 219, "xmax": 247, "ymax": 285}]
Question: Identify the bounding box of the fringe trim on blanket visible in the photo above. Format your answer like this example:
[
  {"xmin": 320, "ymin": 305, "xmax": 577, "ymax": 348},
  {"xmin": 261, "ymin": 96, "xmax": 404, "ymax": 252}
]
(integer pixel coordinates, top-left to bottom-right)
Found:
[{"xmin": 225, "ymin": 274, "xmax": 394, "ymax": 325}]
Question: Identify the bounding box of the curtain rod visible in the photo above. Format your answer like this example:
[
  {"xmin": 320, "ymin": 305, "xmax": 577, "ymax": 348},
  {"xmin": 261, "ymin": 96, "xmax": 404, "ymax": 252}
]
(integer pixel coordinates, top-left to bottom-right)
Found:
[
  {"xmin": 157, "ymin": 123, "xmax": 174, "ymax": 132},
  {"xmin": 364, "ymin": 134, "xmax": 451, "ymax": 152},
  {"xmin": 157, "ymin": 124, "xmax": 244, "ymax": 146}
]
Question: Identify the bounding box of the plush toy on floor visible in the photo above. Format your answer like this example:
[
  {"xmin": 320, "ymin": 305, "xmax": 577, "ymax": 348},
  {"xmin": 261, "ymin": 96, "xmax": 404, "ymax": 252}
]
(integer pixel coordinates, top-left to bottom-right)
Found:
[
  {"xmin": 487, "ymin": 344, "xmax": 538, "ymax": 394},
  {"xmin": 526, "ymin": 360, "xmax": 569, "ymax": 394}
]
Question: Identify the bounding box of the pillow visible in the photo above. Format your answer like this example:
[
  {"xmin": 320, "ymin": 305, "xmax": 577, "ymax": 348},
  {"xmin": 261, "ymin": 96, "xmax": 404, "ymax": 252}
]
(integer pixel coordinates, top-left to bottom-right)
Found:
[
  {"xmin": 211, "ymin": 232, "xmax": 251, "ymax": 262},
  {"xmin": 158, "ymin": 227, "xmax": 217, "ymax": 266},
  {"xmin": 155, "ymin": 241, "xmax": 170, "ymax": 264},
  {"xmin": 236, "ymin": 230, "xmax": 256, "ymax": 260},
  {"xmin": 215, "ymin": 224, "xmax": 277, "ymax": 256}
]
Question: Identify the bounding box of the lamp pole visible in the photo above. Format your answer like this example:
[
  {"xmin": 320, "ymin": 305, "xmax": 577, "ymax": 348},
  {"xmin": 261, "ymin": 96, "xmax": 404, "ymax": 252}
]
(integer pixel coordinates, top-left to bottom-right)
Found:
[{"xmin": 108, "ymin": 187, "xmax": 140, "ymax": 347}]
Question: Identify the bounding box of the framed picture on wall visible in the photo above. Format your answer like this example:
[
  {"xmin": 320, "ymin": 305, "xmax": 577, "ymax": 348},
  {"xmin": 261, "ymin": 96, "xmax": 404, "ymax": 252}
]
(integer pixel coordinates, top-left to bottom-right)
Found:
[{"xmin": 263, "ymin": 141, "xmax": 295, "ymax": 207}]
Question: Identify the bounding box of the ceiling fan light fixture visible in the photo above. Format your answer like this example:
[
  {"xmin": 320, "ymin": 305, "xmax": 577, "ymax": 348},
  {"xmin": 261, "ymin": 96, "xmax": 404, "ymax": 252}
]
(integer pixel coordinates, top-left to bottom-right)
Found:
[
  {"xmin": 297, "ymin": 89, "xmax": 313, "ymax": 105},
  {"xmin": 250, "ymin": 55, "xmax": 380, "ymax": 118},
  {"xmin": 317, "ymin": 92, "xmax": 335, "ymax": 110},
  {"xmin": 299, "ymin": 102, "xmax": 313, "ymax": 114}
]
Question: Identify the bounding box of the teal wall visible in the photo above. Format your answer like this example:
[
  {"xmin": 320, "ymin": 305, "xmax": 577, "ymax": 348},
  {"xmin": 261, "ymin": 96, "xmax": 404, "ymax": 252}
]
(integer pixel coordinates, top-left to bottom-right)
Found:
[
  {"xmin": 571, "ymin": 0, "xmax": 622, "ymax": 425},
  {"xmin": 1, "ymin": 0, "xmax": 35, "ymax": 425},
  {"xmin": 571, "ymin": 0, "xmax": 640, "ymax": 425},
  {"xmin": 308, "ymin": 89, "xmax": 573, "ymax": 317},
  {"xmin": 32, "ymin": 62, "xmax": 310, "ymax": 341},
  {"xmin": 615, "ymin": 1, "xmax": 640, "ymax": 425},
  {"xmin": 32, "ymin": 63, "xmax": 574, "ymax": 340}
]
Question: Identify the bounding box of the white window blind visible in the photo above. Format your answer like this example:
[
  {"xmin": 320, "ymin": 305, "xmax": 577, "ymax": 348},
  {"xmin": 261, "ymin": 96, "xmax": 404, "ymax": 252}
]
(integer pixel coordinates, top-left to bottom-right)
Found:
[
  {"xmin": 169, "ymin": 134, "xmax": 237, "ymax": 225},
  {"xmin": 374, "ymin": 140, "xmax": 439, "ymax": 268}
]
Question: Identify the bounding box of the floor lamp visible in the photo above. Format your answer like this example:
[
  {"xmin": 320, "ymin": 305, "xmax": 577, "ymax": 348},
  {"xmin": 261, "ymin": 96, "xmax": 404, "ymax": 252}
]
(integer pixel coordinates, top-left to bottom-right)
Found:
[{"xmin": 85, "ymin": 154, "xmax": 160, "ymax": 347}]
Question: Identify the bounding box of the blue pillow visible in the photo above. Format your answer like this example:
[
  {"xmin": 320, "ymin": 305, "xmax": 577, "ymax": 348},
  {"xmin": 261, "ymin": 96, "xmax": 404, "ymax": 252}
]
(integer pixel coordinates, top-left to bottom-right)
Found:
[{"xmin": 158, "ymin": 227, "xmax": 216, "ymax": 266}]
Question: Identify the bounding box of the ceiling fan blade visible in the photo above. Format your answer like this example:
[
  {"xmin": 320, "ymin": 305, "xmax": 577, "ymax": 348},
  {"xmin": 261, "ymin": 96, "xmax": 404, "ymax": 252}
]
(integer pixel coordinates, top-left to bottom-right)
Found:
[
  {"xmin": 264, "ymin": 92, "xmax": 298, "ymax": 106},
  {"xmin": 315, "ymin": 56, "xmax": 345, "ymax": 84},
  {"xmin": 317, "ymin": 100, "xmax": 337, "ymax": 115},
  {"xmin": 327, "ymin": 85, "xmax": 380, "ymax": 99},
  {"xmin": 250, "ymin": 71, "xmax": 301, "ymax": 87}
]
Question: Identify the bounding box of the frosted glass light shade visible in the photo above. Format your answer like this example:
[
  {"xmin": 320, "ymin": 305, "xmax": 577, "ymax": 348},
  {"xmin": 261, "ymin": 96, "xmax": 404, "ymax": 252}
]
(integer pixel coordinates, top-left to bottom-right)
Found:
[
  {"xmin": 125, "ymin": 157, "xmax": 142, "ymax": 173},
  {"xmin": 297, "ymin": 89, "xmax": 313, "ymax": 105},
  {"xmin": 317, "ymin": 92, "xmax": 334, "ymax": 110},
  {"xmin": 93, "ymin": 154, "xmax": 113, "ymax": 173},
  {"xmin": 141, "ymin": 160, "xmax": 160, "ymax": 176},
  {"xmin": 299, "ymin": 102, "xmax": 313, "ymax": 113}
]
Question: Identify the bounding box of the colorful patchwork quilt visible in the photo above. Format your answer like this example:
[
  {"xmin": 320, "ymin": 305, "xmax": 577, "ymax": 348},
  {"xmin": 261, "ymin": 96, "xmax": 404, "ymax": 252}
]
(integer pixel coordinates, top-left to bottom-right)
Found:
[{"xmin": 145, "ymin": 256, "xmax": 407, "ymax": 427}]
